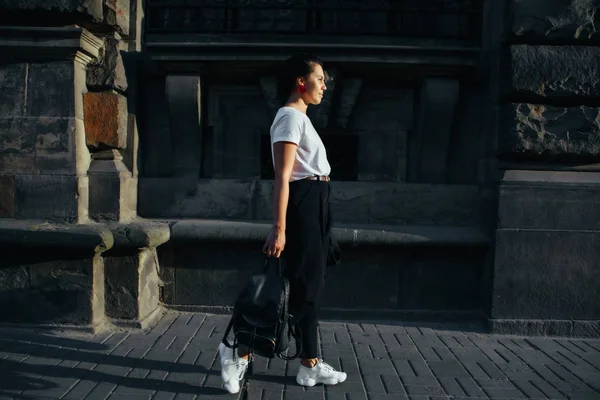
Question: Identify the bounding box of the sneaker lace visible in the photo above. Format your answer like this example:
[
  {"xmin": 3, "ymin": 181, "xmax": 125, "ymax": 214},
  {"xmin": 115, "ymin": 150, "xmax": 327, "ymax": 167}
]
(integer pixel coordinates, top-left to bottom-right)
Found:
[
  {"xmin": 233, "ymin": 360, "xmax": 247, "ymax": 381},
  {"xmin": 318, "ymin": 360, "xmax": 337, "ymax": 374}
]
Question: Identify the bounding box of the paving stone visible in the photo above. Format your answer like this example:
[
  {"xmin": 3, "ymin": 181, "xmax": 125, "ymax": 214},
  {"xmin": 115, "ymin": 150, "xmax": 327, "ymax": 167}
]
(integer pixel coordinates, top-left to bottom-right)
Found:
[
  {"xmin": 527, "ymin": 379, "xmax": 567, "ymax": 399},
  {"xmin": 404, "ymin": 384, "xmax": 447, "ymax": 396},
  {"xmin": 511, "ymin": 379, "xmax": 550, "ymax": 399},
  {"xmin": 482, "ymin": 387, "xmax": 527, "ymax": 399},
  {"xmin": 1, "ymin": 311, "xmax": 600, "ymax": 399},
  {"xmin": 428, "ymin": 360, "xmax": 470, "ymax": 378}
]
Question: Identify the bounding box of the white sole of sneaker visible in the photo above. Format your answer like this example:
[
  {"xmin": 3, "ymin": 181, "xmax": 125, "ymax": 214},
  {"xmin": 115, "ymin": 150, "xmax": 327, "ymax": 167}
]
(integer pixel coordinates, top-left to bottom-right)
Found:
[{"xmin": 297, "ymin": 376, "xmax": 346, "ymax": 387}]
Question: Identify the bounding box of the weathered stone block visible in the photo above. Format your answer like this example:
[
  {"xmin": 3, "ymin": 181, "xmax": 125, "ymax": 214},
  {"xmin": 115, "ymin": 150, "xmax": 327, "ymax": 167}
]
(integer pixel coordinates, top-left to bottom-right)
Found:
[
  {"xmin": 104, "ymin": 254, "xmax": 137, "ymax": 319},
  {"xmin": 0, "ymin": 0, "xmax": 103, "ymax": 20},
  {"xmin": 139, "ymin": 178, "xmax": 254, "ymax": 219},
  {"xmin": 84, "ymin": 91, "xmax": 127, "ymax": 149},
  {"xmin": 331, "ymin": 182, "xmax": 484, "ymax": 226},
  {"xmin": 498, "ymin": 173, "xmax": 600, "ymax": 231},
  {"xmin": 0, "ymin": 266, "xmax": 28, "ymax": 291},
  {"xmin": 0, "ymin": 117, "xmax": 76, "ymax": 174},
  {"xmin": 103, "ymin": 0, "xmax": 130, "ymax": 36},
  {"xmin": 26, "ymin": 61, "xmax": 75, "ymax": 118},
  {"xmin": 88, "ymin": 150, "xmax": 136, "ymax": 221},
  {"xmin": 573, "ymin": 320, "xmax": 600, "ymax": 338},
  {"xmin": 0, "ymin": 64, "xmax": 26, "ymax": 117},
  {"xmin": 501, "ymin": 104, "xmax": 600, "ymax": 156},
  {"xmin": 25, "ymin": 258, "xmax": 103, "ymax": 325},
  {"xmin": 0, "ymin": 175, "xmax": 15, "ymax": 218},
  {"xmin": 138, "ymin": 248, "xmax": 160, "ymax": 320},
  {"xmin": 14, "ymin": 174, "xmax": 78, "ymax": 221},
  {"xmin": 105, "ymin": 248, "xmax": 162, "ymax": 324},
  {"xmin": 493, "ymin": 229, "xmax": 600, "ymax": 320},
  {"xmin": 87, "ymin": 36, "xmax": 127, "ymax": 91},
  {"xmin": 510, "ymin": 0, "xmax": 600, "ymax": 41},
  {"xmin": 510, "ymin": 45, "xmax": 600, "ymax": 98},
  {"xmin": 0, "ymin": 118, "xmax": 36, "ymax": 156}
]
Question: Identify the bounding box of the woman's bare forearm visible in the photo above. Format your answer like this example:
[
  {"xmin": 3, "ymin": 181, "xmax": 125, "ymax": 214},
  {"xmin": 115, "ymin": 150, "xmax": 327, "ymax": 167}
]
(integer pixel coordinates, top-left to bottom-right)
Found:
[{"xmin": 272, "ymin": 176, "xmax": 289, "ymax": 233}]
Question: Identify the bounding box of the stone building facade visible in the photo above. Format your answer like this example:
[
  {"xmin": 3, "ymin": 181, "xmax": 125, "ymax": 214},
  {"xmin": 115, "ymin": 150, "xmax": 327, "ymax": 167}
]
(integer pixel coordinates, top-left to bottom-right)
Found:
[{"xmin": 0, "ymin": 0, "xmax": 598, "ymax": 337}]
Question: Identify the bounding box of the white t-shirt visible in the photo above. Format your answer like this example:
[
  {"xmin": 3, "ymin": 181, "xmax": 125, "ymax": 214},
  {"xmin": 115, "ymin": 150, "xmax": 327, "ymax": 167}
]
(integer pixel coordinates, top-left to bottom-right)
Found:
[{"xmin": 270, "ymin": 107, "xmax": 331, "ymax": 182}]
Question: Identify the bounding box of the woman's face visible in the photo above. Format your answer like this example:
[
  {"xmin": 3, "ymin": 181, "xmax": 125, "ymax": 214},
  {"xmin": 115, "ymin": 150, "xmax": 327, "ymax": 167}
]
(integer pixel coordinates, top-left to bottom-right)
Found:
[{"xmin": 300, "ymin": 63, "xmax": 327, "ymax": 105}]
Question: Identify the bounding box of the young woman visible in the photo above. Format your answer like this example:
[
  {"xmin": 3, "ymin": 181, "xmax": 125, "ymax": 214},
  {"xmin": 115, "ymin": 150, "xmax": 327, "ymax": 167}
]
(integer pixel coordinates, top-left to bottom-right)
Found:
[{"xmin": 218, "ymin": 54, "xmax": 347, "ymax": 394}]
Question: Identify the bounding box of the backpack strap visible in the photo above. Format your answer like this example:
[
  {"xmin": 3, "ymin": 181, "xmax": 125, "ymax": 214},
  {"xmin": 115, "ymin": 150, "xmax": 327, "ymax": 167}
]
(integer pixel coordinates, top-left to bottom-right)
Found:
[
  {"xmin": 278, "ymin": 277, "xmax": 303, "ymax": 361},
  {"xmin": 279, "ymin": 314, "xmax": 303, "ymax": 361}
]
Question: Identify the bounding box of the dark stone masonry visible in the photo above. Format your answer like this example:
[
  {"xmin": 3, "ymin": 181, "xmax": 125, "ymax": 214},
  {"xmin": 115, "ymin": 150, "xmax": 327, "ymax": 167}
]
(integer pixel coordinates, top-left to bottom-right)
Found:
[{"xmin": 0, "ymin": 0, "xmax": 599, "ymax": 339}]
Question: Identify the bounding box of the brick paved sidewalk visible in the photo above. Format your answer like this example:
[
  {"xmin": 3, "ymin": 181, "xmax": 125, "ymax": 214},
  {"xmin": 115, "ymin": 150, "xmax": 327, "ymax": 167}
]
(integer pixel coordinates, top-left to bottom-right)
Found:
[{"xmin": 0, "ymin": 311, "xmax": 599, "ymax": 400}]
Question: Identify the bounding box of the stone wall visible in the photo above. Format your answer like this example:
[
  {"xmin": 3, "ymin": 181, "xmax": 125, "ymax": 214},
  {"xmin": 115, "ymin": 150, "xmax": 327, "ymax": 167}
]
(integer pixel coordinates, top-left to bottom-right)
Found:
[
  {"xmin": 0, "ymin": 0, "xmax": 170, "ymax": 331},
  {"xmin": 490, "ymin": 0, "xmax": 600, "ymax": 336}
]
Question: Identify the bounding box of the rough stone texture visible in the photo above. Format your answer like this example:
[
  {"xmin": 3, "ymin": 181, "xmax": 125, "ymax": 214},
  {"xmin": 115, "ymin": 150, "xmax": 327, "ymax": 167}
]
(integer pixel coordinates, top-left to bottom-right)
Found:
[
  {"xmin": 84, "ymin": 91, "xmax": 127, "ymax": 150},
  {"xmin": 0, "ymin": 175, "xmax": 15, "ymax": 218},
  {"xmin": 0, "ymin": 0, "xmax": 103, "ymax": 21},
  {"xmin": 510, "ymin": 45, "xmax": 600, "ymax": 98},
  {"xmin": 501, "ymin": 103, "xmax": 600, "ymax": 156},
  {"xmin": 88, "ymin": 151, "xmax": 136, "ymax": 222},
  {"xmin": 86, "ymin": 36, "xmax": 127, "ymax": 92},
  {"xmin": 103, "ymin": 0, "xmax": 130, "ymax": 36},
  {"xmin": 138, "ymin": 248, "xmax": 160, "ymax": 320},
  {"xmin": 573, "ymin": 320, "xmax": 600, "ymax": 337},
  {"xmin": 0, "ymin": 266, "xmax": 28, "ymax": 291},
  {"xmin": 0, "ymin": 117, "xmax": 76, "ymax": 174},
  {"xmin": 104, "ymin": 254, "xmax": 137, "ymax": 319},
  {"xmin": 510, "ymin": 0, "xmax": 600, "ymax": 41},
  {"xmin": 26, "ymin": 61, "xmax": 75, "ymax": 118},
  {"xmin": 0, "ymin": 64, "xmax": 26, "ymax": 118},
  {"xmin": 0, "ymin": 258, "xmax": 101, "ymax": 325},
  {"xmin": 493, "ymin": 229, "xmax": 600, "ymax": 320},
  {"xmin": 14, "ymin": 174, "xmax": 78, "ymax": 222}
]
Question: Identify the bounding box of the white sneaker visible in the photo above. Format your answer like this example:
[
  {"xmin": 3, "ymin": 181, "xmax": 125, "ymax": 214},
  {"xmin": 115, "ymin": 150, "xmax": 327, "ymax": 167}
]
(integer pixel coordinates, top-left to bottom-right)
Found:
[
  {"xmin": 218, "ymin": 342, "xmax": 248, "ymax": 394},
  {"xmin": 296, "ymin": 359, "xmax": 347, "ymax": 387}
]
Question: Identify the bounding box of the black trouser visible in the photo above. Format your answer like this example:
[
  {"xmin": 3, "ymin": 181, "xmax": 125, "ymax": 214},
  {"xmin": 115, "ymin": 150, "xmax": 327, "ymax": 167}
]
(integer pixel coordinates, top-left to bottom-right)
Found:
[{"xmin": 283, "ymin": 179, "xmax": 331, "ymax": 359}]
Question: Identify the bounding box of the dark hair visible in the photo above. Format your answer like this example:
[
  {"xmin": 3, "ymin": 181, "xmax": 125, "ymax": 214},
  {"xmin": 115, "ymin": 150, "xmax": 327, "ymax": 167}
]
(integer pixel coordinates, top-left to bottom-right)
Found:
[{"xmin": 278, "ymin": 53, "xmax": 324, "ymax": 100}]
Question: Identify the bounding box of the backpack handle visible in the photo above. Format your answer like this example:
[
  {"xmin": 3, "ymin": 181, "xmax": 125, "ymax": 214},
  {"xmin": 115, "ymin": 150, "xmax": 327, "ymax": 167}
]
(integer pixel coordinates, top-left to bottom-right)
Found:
[{"xmin": 263, "ymin": 256, "xmax": 282, "ymax": 276}]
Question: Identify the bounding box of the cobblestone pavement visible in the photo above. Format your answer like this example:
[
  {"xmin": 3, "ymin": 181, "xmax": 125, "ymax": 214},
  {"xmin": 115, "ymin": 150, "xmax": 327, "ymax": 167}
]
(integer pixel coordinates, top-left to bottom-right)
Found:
[{"xmin": 0, "ymin": 311, "xmax": 599, "ymax": 399}]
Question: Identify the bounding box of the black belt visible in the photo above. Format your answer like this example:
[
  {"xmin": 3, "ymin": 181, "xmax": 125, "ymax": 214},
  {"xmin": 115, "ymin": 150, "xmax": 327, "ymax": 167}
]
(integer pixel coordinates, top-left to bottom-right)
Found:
[{"xmin": 304, "ymin": 175, "xmax": 330, "ymax": 182}]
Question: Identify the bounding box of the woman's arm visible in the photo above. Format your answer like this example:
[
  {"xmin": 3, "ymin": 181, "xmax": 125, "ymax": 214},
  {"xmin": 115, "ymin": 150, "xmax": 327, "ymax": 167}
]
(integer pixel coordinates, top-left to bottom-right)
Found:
[{"xmin": 264, "ymin": 141, "xmax": 297, "ymax": 258}]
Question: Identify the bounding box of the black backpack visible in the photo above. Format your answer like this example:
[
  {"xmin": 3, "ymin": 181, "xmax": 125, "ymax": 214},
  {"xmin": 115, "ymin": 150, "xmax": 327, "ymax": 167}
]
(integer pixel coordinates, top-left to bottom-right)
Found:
[{"xmin": 221, "ymin": 257, "xmax": 302, "ymax": 361}]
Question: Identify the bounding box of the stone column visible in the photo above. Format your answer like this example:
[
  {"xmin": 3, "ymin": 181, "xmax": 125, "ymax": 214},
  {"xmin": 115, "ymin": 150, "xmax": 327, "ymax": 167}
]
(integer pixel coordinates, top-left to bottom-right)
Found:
[
  {"xmin": 0, "ymin": 26, "xmax": 103, "ymax": 223},
  {"xmin": 490, "ymin": 0, "xmax": 600, "ymax": 337}
]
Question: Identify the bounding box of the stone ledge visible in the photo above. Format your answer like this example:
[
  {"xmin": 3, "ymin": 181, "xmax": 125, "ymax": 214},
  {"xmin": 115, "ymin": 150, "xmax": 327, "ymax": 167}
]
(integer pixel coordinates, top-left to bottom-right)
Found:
[
  {"xmin": 0, "ymin": 26, "xmax": 103, "ymax": 63},
  {"xmin": 0, "ymin": 219, "xmax": 113, "ymax": 252},
  {"xmin": 489, "ymin": 318, "xmax": 600, "ymax": 338},
  {"xmin": 108, "ymin": 221, "xmax": 170, "ymax": 251},
  {"xmin": 168, "ymin": 219, "xmax": 491, "ymax": 247}
]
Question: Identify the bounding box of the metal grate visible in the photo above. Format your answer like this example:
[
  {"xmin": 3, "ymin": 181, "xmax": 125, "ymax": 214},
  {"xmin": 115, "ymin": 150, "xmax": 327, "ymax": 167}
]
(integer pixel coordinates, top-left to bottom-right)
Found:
[{"xmin": 146, "ymin": 0, "xmax": 481, "ymax": 42}]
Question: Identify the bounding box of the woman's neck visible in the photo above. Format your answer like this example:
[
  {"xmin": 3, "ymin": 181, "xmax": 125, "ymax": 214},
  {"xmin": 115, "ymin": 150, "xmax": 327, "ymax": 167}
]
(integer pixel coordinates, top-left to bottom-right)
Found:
[{"xmin": 284, "ymin": 94, "xmax": 308, "ymax": 114}]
